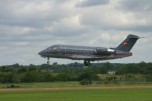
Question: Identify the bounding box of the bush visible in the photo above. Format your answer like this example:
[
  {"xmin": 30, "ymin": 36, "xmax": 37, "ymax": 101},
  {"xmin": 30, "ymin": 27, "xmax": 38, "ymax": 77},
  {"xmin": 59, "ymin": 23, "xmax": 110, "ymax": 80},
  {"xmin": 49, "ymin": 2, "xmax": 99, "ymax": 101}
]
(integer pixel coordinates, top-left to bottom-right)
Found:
[
  {"xmin": 104, "ymin": 81, "xmax": 110, "ymax": 84},
  {"xmin": 145, "ymin": 75, "xmax": 152, "ymax": 82},
  {"xmin": 55, "ymin": 73, "xmax": 70, "ymax": 82},
  {"xmin": 7, "ymin": 84, "xmax": 20, "ymax": 88},
  {"xmin": 80, "ymin": 79, "xmax": 92, "ymax": 85},
  {"xmin": 78, "ymin": 70, "xmax": 99, "ymax": 81},
  {"xmin": 21, "ymin": 71, "xmax": 44, "ymax": 83}
]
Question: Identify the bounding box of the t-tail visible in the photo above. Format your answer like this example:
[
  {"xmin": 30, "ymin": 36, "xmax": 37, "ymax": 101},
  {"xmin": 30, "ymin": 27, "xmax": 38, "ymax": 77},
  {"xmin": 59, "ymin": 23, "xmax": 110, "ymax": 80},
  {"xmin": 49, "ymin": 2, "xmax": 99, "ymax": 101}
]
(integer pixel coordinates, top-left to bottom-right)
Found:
[{"xmin": 116, "ymin": 34, "xmax": 140, "ymax": 52}]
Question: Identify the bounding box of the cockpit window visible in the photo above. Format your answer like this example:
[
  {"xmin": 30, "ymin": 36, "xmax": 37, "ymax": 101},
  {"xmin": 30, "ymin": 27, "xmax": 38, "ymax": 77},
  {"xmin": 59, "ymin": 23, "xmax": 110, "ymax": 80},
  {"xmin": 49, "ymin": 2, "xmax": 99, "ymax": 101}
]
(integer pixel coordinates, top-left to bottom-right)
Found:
[
  {"xmin": 53, "ymin": 47, "xmax": 57, "ymax": 50},
  {"xmin": 48, "ymin": 45, "xmax": 60, "ymax": 53},
  {"xmin": 52, "ymin": 45, "xmax": 58, "ymax": 49},
  {"xmin": 47, "ymin": 46, "xmax": 53, "ymax": 50}
]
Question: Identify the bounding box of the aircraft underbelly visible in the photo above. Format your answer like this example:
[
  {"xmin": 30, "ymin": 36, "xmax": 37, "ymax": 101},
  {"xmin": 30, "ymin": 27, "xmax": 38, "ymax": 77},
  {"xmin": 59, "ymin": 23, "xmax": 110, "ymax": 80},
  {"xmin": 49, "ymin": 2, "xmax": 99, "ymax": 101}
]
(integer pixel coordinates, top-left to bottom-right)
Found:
[
  {"xmin": 70, "ymin": 55, "xmax": 98, "ymax": 60},
  {"xmin": 67, "ymin": 54, "xmax": 117, "ymax": 61},
  {"xmin": 42, "ymin": 53, "xmax": 131, "ymax": 61},
  {"xmin": 44, "ymin": 54, "xmax": 102, "ymax": 60}
]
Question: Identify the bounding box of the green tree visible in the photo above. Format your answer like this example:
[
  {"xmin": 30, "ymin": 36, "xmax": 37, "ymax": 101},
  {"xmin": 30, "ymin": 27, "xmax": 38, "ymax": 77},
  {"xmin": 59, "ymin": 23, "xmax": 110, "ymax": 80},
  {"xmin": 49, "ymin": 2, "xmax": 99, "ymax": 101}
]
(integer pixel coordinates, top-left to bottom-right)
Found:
[
  {"xmin": 21, "ymin": 71, "xmax": 44, "ymax": 83},
  {"xmin": 55, "ymin": 73, "xmax": 70, "ymax": 82},
  {"xmin": 78, "ymin": 69, "xmax": 99, "ymax": 81},
  {"xmin": 44, "ymin": 72, "xmax": 54, "ymax": 82}
]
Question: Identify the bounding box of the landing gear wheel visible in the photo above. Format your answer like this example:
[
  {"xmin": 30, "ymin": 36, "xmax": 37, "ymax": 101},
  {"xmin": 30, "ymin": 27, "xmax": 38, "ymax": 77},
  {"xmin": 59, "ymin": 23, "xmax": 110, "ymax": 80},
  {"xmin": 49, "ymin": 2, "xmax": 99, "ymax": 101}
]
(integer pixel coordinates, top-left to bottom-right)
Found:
[
  {"xmin": 88, "ymin": 61, "xmax": 91, "ymax": 66},
  {"xmin": 84, "ymin": 60, "xmax": 91, "ymax": 66},
  {"xmin": 47, "ymin": 61, "xmax": 50, "ymax": 64},
  {"xmin": 84, "ymin": 60, "xmax": 87, "ymax": 66}
]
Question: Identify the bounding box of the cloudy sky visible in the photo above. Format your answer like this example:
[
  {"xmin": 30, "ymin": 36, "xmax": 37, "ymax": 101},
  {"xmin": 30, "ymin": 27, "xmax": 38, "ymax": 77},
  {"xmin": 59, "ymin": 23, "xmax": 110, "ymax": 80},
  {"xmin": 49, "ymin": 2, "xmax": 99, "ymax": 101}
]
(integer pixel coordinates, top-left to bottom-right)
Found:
[{"xmin": 0, "ymin": 0, "xmax": 152, "ymax": 65}]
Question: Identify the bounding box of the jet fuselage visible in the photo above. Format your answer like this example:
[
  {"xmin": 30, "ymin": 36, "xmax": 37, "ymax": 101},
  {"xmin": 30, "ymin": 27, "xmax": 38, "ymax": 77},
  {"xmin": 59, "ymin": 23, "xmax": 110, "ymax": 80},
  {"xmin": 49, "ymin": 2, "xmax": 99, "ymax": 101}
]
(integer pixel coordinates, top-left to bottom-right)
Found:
[
  {"xmin": 38, "ymin": 34, "xmax": 139, "ymax": 66},
  {"xmin": 39, "ymin": 45, "xmax": 132, "ymax": 61}
]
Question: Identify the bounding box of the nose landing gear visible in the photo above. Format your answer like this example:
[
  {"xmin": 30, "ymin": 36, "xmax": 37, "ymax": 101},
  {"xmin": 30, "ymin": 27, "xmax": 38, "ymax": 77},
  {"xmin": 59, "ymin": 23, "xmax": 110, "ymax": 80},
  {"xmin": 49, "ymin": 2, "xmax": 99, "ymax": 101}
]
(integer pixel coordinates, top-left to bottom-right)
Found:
[{"xmin": 47, "ymin": 57, "xmax": 50, "ymax": 64}]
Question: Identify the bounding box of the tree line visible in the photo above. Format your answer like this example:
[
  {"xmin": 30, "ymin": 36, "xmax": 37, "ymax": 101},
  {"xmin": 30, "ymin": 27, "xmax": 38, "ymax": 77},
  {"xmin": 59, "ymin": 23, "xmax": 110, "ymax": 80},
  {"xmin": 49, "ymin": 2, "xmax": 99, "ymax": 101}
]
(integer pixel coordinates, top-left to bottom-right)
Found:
[{"xmin": 0, "ymin": 61, "xmax": 152, "ymax": 83}]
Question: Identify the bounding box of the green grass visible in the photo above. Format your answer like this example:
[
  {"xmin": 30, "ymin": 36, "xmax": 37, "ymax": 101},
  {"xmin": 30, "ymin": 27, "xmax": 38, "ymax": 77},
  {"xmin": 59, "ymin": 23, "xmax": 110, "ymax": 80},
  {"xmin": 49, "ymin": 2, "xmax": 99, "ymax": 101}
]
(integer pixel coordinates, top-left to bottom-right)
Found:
[
  {"xmin": 0, "ymin": 88, "xmax": 152, "ymax": 101},
  {"xmin": 0, "ymin": 82, "xmax": 80, "ymax": 88},
  {"xmin": 0, "ymin": 82, "xmax": 152, "ymax": 88}
]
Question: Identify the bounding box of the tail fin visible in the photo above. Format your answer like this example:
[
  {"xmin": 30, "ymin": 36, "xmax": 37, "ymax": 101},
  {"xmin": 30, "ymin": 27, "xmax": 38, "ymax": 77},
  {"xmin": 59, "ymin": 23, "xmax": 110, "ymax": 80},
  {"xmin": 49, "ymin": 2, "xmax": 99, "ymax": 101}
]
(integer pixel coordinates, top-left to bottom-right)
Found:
[{"xmin": 116, "ymin": 34, "xmax": 139, "ymax": 52}]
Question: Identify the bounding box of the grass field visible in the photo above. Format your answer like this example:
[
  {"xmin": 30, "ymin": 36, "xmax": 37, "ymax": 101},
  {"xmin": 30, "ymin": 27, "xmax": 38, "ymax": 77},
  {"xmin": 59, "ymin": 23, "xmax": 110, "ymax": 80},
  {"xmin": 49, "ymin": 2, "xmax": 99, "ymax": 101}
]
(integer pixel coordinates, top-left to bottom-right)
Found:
[
  {"xmin": 0, "ymin": 82, "xmax": 152, "ymax": 88},
  {"xmin": 0, "ymin": 88, "xmax": 152, "ymax": 101},
  {"xmin": 0, "ymin": 82, "xmax": 152, "ymax": 101}
]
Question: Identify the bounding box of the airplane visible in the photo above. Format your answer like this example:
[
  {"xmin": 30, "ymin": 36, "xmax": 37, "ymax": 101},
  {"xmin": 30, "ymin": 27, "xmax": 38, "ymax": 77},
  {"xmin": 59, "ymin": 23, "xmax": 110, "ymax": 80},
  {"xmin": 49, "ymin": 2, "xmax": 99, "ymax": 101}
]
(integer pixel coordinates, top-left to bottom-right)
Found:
[{"xmin": 38, "ymin": 34, "xmax": 140, "ymax": 66}]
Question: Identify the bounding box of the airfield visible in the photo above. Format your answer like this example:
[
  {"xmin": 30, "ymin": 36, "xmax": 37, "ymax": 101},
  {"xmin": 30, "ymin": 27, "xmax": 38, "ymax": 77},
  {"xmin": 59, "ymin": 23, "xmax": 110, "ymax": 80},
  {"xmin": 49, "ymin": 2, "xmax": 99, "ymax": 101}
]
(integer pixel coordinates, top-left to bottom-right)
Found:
[{"xmin": 0, "ymin": 82, "xmax": 152, "ymax": 101}]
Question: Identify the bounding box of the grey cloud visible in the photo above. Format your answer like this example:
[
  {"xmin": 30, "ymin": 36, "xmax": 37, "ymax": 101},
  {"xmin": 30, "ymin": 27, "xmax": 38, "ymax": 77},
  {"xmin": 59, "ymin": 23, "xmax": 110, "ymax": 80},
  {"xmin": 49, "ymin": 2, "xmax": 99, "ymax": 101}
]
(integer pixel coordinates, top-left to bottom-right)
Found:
[
  {"xmin": 49, "ymin": 24, "xmax": 87, "ymax": 37},
  {"xmin": 79, "ymin": 10, "xmax": 152, "ymax": 32},
  {"xmin": 0, "ymin": 0, "xmax": 70, "ymax": 28},
  {"xmin": 77, "ymin": 0, "xmax": 109, "ymax": 7},
  {"xmin": 81, "ymin": 19, "xmax": 152, "ymax": 32},
  {"xmin": 118, "ymin": 0, "xmax": 152, "ymax": 12},
  {"xmin": 113, "ymin": 0, "xmax": 152, "ymax": 32},
  {"xmin": 53, "ymin": 0, "xmax": 68, "ymax": 4}
]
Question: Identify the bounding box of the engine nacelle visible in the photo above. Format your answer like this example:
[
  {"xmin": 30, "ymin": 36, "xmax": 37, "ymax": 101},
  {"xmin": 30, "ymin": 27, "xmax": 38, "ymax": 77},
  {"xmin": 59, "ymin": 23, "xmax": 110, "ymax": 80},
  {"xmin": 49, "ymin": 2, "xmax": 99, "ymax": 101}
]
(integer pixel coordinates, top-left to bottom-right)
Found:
[{"xmin": 95, "ymin": 48, "xmax": 115, "ymax": 55}]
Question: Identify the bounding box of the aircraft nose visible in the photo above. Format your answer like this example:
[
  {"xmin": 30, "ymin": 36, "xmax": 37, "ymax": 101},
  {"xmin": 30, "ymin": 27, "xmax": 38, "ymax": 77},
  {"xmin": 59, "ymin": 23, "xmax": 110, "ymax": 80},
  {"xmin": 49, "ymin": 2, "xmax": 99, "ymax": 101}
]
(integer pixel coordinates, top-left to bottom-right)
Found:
[
  {"xmin": 38, "ymin": 48, "xmax": 50, "ymax": 56},
  {"xmin": 38, "ymin": 51, "xmax": 43, "ymax": 55},
  {"xmin": 38, "ymin": 50, "xmax": 46, "ymax": 56}
]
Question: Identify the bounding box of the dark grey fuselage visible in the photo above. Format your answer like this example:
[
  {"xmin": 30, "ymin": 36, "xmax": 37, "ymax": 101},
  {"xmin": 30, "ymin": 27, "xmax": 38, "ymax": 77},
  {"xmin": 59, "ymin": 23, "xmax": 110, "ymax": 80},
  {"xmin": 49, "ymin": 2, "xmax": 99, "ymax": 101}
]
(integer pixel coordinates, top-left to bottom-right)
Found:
[{"xmin": 39, "ymin": 45, "xmax": 132, "ymax": 61}]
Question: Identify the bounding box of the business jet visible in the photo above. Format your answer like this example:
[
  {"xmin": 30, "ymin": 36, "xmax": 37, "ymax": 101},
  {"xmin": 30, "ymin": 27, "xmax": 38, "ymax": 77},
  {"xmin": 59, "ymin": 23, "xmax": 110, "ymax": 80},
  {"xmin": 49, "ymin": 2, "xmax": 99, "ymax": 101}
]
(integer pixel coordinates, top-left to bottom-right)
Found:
[{"xmin": 39, "ymin": 34, "xmax": 139, "ymax": 66}]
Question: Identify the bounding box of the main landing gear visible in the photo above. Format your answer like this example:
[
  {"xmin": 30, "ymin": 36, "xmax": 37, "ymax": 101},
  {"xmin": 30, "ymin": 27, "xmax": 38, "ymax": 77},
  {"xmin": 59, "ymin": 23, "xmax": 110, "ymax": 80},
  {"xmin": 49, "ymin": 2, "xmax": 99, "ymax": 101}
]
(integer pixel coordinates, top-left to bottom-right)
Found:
[
  {"xmin": 47, "ymin": 57, "xmax": 50, "ymax": 64},
  {"xmin": 84, "ymin": 60, "xmax": 91, "ymax": 66}
]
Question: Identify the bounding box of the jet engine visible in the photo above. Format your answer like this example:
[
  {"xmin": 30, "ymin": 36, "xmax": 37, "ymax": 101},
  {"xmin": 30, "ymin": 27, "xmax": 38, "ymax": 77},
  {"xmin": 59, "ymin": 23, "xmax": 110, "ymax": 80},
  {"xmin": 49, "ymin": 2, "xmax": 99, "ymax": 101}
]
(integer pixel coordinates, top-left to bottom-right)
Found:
[{"xmin": 95, "ymin": 48, "xmax": 115, "ymax": 55}]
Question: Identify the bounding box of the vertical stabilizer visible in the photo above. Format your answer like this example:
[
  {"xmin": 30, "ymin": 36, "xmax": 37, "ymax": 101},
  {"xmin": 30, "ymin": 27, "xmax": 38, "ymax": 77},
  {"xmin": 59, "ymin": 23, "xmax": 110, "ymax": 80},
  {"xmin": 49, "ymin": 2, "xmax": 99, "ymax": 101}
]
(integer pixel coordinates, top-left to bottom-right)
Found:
[{"xmin": 116, "ymin": 34, "xmax": 139, "ymax": 52}]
